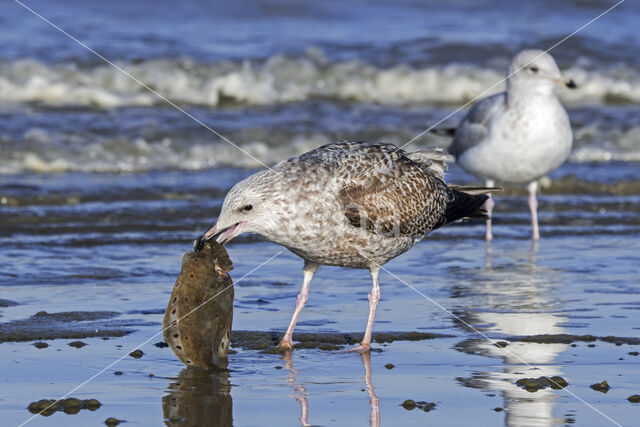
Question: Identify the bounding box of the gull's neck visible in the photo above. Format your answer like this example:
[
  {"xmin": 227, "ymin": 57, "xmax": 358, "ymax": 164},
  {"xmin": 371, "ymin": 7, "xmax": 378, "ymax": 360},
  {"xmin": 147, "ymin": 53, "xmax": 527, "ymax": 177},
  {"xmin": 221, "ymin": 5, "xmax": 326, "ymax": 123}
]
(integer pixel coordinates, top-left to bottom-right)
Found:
[{"xmin": 507, "ymin": 80, "xmax": 557, "ymax": 107}]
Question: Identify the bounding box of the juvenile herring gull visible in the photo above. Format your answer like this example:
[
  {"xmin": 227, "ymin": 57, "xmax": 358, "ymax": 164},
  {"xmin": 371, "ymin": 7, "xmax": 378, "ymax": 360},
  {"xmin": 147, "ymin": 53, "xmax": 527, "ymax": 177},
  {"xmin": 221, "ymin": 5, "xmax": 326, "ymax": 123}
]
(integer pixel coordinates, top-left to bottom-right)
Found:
[
  {"xmin": 448, "ymin": 49, "xmax": 576, "ymax": 241},
  {"xmin": 195, "ymin": 141, "xmax": 494, "ymax": 352}
]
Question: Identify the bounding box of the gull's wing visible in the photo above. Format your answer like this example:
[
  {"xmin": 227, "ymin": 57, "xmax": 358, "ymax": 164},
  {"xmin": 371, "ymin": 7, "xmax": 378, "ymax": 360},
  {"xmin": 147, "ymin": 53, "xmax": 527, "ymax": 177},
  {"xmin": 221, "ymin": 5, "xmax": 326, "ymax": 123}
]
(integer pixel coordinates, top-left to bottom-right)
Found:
[
  {"xmin": 331, "ymin": 143, "xmax": 450, "ymax": 237},
  {"xmin": 281, "ymin": 141, "xmax": 489, "ymax": 237},
  {"xmin": 448, "ymin": 92, "xmax": 506, "ymax": 158}
]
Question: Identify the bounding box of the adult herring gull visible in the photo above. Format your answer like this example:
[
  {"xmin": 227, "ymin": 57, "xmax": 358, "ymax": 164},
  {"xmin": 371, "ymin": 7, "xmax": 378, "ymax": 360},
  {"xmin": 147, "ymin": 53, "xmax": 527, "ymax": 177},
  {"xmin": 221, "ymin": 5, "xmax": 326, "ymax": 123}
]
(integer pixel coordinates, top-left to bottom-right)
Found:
[
  {"xmin": 195, "ymin": 141, "xmax": 494, "ymax": 352},
  {"xmin": 448, "ymin": 49, "xmax": 576, "ymax": 241}
]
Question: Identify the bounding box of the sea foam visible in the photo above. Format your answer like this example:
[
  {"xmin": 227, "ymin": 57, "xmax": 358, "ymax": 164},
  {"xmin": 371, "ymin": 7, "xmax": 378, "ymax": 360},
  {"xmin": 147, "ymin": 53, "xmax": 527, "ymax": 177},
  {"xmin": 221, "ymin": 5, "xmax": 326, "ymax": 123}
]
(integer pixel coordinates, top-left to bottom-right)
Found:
[{"xmin": 1, "ymin": 56, "xmax": 638, "ymax": 108}]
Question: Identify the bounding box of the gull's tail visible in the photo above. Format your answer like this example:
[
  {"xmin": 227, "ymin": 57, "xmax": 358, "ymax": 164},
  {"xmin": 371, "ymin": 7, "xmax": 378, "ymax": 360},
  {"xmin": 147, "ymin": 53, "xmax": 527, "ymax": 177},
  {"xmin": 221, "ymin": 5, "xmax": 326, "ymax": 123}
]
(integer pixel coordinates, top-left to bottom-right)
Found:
[{"xmin": 436, "ymin": 185, "xmax": 500, "ymax": 229}]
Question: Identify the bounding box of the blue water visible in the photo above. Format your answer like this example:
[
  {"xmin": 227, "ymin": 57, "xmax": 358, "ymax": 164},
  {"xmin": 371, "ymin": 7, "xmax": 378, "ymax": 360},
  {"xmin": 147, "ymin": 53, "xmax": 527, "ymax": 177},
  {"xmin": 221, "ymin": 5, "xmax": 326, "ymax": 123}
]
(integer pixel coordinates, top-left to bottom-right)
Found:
[{"xmin": 1, "ymin": 1, "xmax": 640, "ymax": 426}]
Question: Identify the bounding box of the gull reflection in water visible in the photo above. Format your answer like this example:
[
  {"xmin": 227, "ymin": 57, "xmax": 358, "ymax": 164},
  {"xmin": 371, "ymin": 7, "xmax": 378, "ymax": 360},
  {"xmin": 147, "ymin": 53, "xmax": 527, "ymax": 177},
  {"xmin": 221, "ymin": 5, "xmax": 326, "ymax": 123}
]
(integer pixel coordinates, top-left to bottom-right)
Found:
[
  {"xmin": 457, "ymin": 242, "xmax": 570, "ymax": 427},
  {"xmin": 163, "ymin": 367, "xmax": 232, "ymax": 426},
  {"xmin": 361, "ymin": 352, "xmax": 381, "ymax": 427},
  {"xmin": 283, "ymin": 352, "xmax": 381, "ymax": 426},
  {"xmin": 283, "ymin": 352, "xmax": 311, "ymax": 426}
]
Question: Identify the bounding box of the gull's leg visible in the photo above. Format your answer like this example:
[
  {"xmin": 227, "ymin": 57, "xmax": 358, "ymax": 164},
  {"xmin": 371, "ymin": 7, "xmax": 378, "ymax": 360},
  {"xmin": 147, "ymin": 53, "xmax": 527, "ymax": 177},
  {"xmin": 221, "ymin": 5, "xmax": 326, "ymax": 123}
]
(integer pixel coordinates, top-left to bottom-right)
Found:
[
  {"xmin": 361, "ymin": 266, "xmax": 380, "ymax": 349},
  {"xmin": 485, "ymin": 179, "xmax": 495, "ymax": 242},
  {"xmin": 528, "ymin": 181, "xmax": 540, "ymax": 240},
  {"xmin": 278, "ymin": 261, "xmax": 319, "ymax": 350},
  {"xmin": 344, "ymin": 266, "xmax": 380, "ymax": 353}
]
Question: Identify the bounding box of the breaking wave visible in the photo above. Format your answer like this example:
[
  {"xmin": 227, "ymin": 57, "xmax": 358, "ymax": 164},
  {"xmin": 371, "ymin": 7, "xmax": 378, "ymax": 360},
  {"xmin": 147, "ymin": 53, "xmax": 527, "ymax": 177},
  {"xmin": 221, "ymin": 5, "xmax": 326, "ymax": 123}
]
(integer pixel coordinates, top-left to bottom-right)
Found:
[
  {"xmin": 2, "ymin": 124, "xmax": 640, "ymax": 174},
  {"xmin": 1, "ymin": 55, "xmax": 639, "ymax": 108}
]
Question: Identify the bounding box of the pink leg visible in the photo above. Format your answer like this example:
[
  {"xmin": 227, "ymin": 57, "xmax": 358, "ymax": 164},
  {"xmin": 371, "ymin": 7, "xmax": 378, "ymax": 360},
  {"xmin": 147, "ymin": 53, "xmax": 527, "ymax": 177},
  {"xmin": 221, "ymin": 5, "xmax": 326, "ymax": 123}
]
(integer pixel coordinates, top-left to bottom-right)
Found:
[
  {"xmin": 528, "ymin": 181, "xmax": 540, "ymax": 240},
  {"xmin": 344, "ymin": 267, "xmax": 380, "ymax": 353},
  {"xmin": 485, "ymin": 180, "xmax": 495, "ymax": 242},
  {"xmin": 279, "ymin": 262, "xmax": 319, "ymax": 349},
  {"xmin": 361, "ymin": 267, "xmax": 380, "ymax": 348}
]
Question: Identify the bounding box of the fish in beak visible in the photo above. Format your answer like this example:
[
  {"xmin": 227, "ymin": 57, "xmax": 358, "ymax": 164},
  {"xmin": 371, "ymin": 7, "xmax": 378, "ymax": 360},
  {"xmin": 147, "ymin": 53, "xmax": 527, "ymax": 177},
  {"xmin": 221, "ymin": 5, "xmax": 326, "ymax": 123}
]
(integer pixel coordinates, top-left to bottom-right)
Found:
[{"xmin": 194, "ymin": 222, "xmax": 245, "ymax": 251}]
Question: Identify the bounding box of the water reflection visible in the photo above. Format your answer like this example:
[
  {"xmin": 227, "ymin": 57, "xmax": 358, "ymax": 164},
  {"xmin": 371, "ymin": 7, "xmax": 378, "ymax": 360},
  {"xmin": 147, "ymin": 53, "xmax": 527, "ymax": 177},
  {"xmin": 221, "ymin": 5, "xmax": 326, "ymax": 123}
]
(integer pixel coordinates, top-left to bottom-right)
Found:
[
  {"xmin": 282, "ymin": 352, "xmax": 311, "ymax": 426},
  {"xmin": 163, "ymin": 367, "xmax": 233, "ymax": 426},
  {"xmin": 282, "ymin": 352, "xmax": 380, "ymax": 426},
  {"xmin": 361, "ymin": 352, "xmax": 381, "ymax": 427},
  {"xmin": 456, "ymin": 243, "xmax": 570, "ymax": 427}
]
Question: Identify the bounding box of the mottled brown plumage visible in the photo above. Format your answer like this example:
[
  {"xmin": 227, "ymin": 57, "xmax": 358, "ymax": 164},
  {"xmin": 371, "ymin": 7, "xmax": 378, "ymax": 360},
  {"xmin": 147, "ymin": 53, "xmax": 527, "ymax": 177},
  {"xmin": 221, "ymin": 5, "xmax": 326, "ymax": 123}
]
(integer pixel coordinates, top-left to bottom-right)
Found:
[
  {"xmin": 196, "ymin": 141, "xmax": 495, "ymax": 352},
  {"xmin": 337, "ymin": 150, "xmax": 449, "ymax": 236}
]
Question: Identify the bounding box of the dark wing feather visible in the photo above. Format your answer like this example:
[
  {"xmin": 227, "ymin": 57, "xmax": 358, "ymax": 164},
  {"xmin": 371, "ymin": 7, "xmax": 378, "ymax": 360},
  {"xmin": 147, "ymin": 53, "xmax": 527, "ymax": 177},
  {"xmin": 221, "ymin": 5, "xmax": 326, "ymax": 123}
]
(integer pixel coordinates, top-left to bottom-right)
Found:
[
  {"xmin": 432, "ymin": 187, "xmax": 490, "ymax": 230},
  {"xmin": 334, "ymin": 143, "xmax": 449, "ymax": 237}
]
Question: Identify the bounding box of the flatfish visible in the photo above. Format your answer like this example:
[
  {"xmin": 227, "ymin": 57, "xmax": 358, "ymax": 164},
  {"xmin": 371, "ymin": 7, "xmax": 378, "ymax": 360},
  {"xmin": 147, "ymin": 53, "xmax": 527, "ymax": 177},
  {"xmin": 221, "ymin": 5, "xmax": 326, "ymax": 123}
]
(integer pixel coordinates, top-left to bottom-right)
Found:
[{"xmin": 163, "ymin": 242, "xmax": 234, "ymax": 370}]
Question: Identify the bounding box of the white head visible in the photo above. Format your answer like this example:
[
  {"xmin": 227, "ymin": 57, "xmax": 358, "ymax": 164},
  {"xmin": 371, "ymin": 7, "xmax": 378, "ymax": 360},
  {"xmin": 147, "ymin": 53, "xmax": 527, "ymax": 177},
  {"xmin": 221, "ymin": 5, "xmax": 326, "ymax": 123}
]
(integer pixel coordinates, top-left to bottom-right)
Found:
[
  {"xmin": 507, "ymin": 49, "xmax": 576, "ymax": 95},
  {"xmin": 194, "ymin": 170, "xmax": 285, "ymax": 250}
]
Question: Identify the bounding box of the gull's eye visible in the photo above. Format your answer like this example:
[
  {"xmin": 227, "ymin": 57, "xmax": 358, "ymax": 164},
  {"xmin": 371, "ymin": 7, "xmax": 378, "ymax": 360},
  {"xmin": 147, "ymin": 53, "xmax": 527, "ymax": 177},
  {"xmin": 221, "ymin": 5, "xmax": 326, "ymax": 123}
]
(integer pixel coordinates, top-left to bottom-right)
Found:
[
  {"xmin": 530, "ymin": 66, "xmax": 539, "ymax": 73},
  {"xmin": 242, "ymin": 204, "xmax": 253, "ymax": 212}
]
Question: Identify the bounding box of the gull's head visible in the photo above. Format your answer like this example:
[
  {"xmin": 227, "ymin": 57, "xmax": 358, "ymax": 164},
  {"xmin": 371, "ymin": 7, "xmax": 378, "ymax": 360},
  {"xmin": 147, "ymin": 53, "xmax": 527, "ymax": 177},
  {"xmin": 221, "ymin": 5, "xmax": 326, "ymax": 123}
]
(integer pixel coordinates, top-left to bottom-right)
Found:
[
  {"xmin": 508, "ymin": 49, "xmax": 577, "ymax": 94},
  {"xmin": 194, "ymin": 170, "xmax": 281, "ymax": 250}
]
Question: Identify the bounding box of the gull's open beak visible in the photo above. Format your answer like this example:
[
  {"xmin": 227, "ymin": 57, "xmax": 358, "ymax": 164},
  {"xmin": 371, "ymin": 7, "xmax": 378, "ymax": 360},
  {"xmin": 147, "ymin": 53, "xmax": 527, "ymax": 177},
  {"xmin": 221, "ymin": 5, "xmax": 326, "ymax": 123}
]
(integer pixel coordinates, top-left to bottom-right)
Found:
[{"xmin": 193, "ymin": 222, "xmax": 244, "ymax": 251}]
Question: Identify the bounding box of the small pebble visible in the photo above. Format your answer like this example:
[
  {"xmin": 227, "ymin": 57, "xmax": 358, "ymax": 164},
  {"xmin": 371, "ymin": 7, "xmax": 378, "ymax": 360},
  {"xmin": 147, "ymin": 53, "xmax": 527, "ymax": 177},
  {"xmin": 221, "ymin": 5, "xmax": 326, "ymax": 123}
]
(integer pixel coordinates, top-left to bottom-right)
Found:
[
  {"xmin": 516, "ymin": 376, "xmax": 568, "ymax": 392},
  {"xmin": 105, "ymin": 417, "xmax": 121, "ymax": 426},
  {"xmin": 628, "ymin": 395, "xmax": 640, "ymax": 403},
  {"xmin": 494, "ymin": 407, "xmax": 503, "ymax": 412},
  {"xmin": 33, "ymin": 342, "xmax": 48, "ymax": 349},
  {"xmin": 154, "ymin": 341, "xmax": 169, "ymax": 348},
  {"xmin": 494, "ymin": 341, "xmax": 509, "ymax": 348},
  {"xmin": 274, "ymin": 365, "xmax": 282, "ymax": 369},
  {"xmin": 64, "ymin": 398, "xmax": 82, "ymax": 409},
  {"xmin": 384, "ymin": 363, "xmax": 395, "ymax": 370},
  {"xmin": 114, "ymin": 371, "xmax": 123, "ymax": 376},
  {"xmin": 590, "ymin": 381, "xmax": 611, "ymax": 393},
  {"xmin": 587, "ymin": 344, "xmax": 596, "ymax": 348},
  {"xmin": 628, "ymin": 351, "xmax": 639, "ymax": 356},
  {"xmin": 401, "ymin": 399, "xmax": 416, "ymax": 410},
  {"xmin": 68, "ymin": 341, "xmax": 87, "ymax": 348},
  {"xmin": 27, "ymin": 397, "xmax": 101, "ymax": 415},
  {"xmin": 84, "ymin": 399, "xmax": 101, "ymax": 411},
  {"xmin": 129, "ymin": 349, "xmax": 144, "ymax": 358},
  {"xmin": 419, "ymin": 402, "xmax": 436, "ymax": 412},
  {"xmin": 401, "ymin": 399, "xmax": 435, "ymax": 412}
]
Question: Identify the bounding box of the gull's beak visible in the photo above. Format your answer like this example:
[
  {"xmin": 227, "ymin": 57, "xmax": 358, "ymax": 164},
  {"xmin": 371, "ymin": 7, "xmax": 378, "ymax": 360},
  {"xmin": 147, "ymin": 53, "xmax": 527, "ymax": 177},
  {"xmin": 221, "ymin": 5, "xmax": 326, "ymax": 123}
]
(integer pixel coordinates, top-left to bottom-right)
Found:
[
  {"xmin": 554, "ymin": 77, "xmax": 577, "ymax": 89},
  {"xmin": 193, "ymin": 222, "xmax": 245, "ymax": 251}
]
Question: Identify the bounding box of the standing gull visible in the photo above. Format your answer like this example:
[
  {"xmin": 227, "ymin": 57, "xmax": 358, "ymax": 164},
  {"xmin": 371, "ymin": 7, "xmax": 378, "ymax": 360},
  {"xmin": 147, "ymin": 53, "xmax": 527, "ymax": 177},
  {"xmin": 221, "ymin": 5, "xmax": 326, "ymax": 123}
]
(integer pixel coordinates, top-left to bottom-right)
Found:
[
  {"xmin": 195, "ymin": 141, "xmax": 494, "ymax": 352},
  {"xmin": 447, "ymin": 49, "xmax": 576, "ymax": 241}
]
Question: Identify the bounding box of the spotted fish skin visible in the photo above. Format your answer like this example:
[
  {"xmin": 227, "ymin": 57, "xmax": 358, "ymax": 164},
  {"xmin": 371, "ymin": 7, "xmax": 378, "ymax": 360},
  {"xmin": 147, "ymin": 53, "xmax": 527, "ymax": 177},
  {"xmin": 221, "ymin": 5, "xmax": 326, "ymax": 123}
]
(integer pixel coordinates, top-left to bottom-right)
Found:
[{"xmin": 163, "ymin": 242, "xmax": 234, "ymax": 370}]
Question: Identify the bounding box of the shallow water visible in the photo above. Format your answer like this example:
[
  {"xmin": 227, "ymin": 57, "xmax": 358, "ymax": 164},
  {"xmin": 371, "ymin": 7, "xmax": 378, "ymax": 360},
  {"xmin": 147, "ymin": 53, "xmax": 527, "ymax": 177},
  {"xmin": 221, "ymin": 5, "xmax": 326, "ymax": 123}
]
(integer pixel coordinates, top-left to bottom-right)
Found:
[
  {"xmin": 1, "ymin": 0, "xmax": 640, "ymax": 426},
  {"xmin": 1, "ymin": 164, "xmax": 639, "ymax": 426}
]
